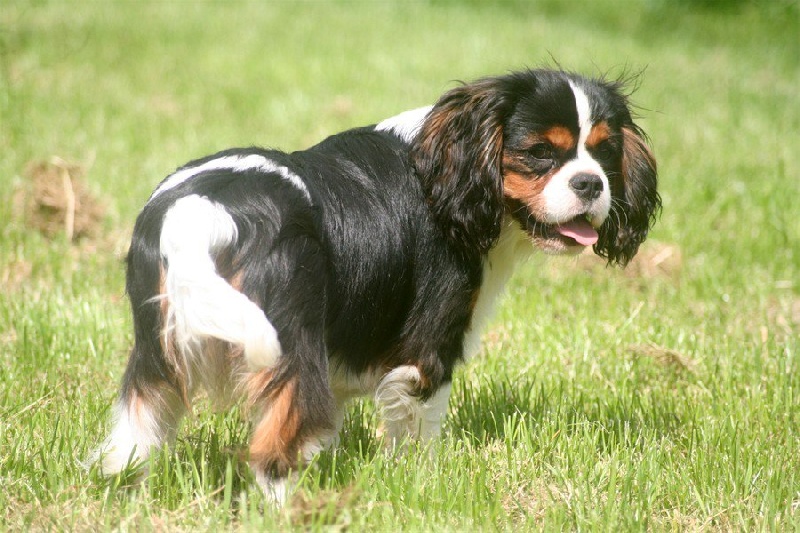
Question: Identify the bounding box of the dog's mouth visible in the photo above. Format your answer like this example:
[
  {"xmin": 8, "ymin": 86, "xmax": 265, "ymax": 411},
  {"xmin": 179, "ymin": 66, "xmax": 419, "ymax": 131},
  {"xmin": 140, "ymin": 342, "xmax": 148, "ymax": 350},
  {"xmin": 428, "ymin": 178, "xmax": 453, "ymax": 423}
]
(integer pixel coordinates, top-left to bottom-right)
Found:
[
  {"xmin": 551, "ymin": 215, "xmax": 599, "ymax": 246},
  {"xmin": 506, "ymin": 199, "xmax": 604, "ymax": 252},
  {"xmin": 520, "ymin": 212, "xmax": 601, "ymax": 250}
]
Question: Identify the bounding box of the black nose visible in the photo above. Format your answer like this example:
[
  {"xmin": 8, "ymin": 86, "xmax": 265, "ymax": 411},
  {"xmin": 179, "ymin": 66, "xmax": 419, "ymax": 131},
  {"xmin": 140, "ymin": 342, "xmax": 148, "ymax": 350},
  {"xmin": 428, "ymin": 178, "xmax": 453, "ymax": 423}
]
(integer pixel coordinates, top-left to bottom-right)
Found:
[{"xmin": 569, "ymin": 173, "xmax": 603, "ymax": 201}]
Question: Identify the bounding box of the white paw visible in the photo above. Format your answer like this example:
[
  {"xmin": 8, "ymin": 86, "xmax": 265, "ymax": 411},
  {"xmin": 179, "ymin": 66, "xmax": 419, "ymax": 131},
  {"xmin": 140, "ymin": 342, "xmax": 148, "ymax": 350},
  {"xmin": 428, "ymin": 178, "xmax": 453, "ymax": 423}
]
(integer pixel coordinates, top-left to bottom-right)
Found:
[{"xmin": 253, "ymin": 470, "xmax": 296, "ymax": 507}]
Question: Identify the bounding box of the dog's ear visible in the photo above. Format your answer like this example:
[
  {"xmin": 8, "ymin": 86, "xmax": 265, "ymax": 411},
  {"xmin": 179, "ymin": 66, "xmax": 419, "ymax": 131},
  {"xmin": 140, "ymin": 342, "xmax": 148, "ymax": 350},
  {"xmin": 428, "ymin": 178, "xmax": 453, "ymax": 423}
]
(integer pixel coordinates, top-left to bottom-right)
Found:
[
  {"xmin": 412, "ymin": 79, "xmax": 512, "ymax": 258},
  {"xmin": 595, "ymin": 124, "xmax": 661, "ymax": 266}
]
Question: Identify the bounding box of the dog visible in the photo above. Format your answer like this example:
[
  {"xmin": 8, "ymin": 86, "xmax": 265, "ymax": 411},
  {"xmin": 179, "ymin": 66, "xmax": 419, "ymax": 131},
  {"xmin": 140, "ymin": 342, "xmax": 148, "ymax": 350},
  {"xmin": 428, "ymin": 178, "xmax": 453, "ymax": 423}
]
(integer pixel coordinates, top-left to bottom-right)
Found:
[{"xmin": 89, "ymin": 68, "xmax": 660, "ymax": 504}]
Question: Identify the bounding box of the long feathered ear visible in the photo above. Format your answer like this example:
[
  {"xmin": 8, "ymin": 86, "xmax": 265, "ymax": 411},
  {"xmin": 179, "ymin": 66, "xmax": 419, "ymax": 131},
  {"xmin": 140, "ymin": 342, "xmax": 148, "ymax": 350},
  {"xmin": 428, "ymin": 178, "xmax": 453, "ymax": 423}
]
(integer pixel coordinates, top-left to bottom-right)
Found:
[
  {"xmin": 595, "ymin": 124, "xmax": 661, "ymax": 266},
  {"xmin": 411, "ymin": 79, "xmax": 512, "ymax": 258}
]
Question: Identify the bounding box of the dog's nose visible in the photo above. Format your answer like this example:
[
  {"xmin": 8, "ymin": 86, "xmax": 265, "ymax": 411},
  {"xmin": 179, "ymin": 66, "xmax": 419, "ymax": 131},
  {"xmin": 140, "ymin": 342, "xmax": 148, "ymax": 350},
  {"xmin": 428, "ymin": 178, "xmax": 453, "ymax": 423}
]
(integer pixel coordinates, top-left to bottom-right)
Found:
[{"xmin": 569, "ymin": 173, "xmax": 603, "ymax": 201}]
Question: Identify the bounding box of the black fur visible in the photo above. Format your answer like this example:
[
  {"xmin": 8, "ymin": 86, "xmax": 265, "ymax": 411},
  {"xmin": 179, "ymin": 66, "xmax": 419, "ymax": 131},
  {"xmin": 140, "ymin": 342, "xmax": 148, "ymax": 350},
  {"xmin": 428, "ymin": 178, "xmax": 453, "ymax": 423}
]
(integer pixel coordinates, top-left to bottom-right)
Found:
[{"xmin": 111, "ymin": 68, "xmax": 659, "ymax": 486}]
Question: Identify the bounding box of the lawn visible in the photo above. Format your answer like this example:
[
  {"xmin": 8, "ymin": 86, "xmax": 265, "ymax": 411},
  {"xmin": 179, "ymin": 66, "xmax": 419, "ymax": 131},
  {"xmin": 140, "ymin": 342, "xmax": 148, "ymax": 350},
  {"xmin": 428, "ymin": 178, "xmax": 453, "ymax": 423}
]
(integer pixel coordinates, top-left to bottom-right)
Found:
[{"xmin": 1, "ymin": 0, "xmax": 798, "ymax": 530}]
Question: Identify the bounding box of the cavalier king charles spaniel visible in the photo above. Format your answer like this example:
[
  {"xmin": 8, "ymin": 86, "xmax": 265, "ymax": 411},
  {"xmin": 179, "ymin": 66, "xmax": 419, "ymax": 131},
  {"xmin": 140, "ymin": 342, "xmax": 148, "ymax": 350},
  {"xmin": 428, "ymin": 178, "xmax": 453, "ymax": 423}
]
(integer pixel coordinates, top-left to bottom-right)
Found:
[{"xmin": 89, "ymin": 69, "xmax": 660, "ymax": 503}]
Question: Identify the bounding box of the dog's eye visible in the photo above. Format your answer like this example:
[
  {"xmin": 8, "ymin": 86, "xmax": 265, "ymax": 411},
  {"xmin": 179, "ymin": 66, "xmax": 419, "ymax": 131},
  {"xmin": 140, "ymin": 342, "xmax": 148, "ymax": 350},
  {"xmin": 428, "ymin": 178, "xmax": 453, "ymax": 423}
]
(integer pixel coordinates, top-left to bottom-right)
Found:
[
  {"xmin": 593, "ymin": 141, "xmax": 615, "ymax": 160},
  {"xmin": 529, "ymin": 143, "xmax": 554, "ymax": 161}
]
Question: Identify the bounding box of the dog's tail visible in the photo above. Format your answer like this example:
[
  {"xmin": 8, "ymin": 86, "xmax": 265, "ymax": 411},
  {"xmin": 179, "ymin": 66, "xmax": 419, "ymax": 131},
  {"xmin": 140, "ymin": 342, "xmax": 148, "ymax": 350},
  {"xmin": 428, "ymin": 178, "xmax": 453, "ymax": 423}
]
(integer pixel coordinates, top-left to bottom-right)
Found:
[{"xmin": 159, "ymin": 194, "xmax": 281, "ymax": 371}]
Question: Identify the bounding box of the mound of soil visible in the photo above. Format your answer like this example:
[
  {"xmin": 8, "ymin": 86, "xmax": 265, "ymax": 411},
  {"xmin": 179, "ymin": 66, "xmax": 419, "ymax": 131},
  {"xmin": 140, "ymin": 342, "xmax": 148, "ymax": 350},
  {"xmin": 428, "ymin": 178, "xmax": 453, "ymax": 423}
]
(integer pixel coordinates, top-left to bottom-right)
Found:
[{"xmin": 17, "ymin": 157, "xmax": 107, "ymax": 241}]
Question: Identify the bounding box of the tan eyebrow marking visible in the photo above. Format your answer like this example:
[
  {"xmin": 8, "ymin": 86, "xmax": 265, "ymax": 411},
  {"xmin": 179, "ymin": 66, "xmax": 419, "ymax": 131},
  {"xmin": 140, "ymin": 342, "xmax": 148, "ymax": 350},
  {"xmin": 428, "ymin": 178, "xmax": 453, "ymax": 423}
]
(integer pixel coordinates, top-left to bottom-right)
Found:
[
  {"xmin": 586, "ymin": 121, "xmax": 611, "ymax": 149},
  {"xmin": 542, "ymin": 126, "xmax": 575, "ymax": 152}
]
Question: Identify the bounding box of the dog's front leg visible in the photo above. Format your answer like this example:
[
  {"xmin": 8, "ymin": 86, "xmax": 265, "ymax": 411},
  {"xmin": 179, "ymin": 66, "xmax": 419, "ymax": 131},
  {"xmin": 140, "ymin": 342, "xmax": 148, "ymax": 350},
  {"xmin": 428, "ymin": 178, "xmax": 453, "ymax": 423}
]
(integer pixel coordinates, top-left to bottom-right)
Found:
[{"xmin": 374, "ymin": 365, "xmax": 452, "ymax": 447}]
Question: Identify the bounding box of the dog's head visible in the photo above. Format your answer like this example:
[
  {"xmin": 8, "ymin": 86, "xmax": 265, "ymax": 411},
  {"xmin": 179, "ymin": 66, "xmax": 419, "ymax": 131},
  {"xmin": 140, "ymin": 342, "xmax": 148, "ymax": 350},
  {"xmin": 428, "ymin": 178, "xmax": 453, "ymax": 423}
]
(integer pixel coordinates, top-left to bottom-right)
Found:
[{"xmin": 412, "ymin": 69, "xmax": 661, "ymax": 265}]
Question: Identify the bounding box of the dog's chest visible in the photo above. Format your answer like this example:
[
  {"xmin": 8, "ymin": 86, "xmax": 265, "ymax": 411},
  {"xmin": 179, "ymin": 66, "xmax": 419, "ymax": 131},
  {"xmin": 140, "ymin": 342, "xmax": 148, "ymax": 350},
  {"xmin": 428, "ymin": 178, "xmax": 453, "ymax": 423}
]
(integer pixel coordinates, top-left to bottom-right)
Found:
[{"xmin": 463, "ymin": 224, "xmax": 530, "ymax": 360}]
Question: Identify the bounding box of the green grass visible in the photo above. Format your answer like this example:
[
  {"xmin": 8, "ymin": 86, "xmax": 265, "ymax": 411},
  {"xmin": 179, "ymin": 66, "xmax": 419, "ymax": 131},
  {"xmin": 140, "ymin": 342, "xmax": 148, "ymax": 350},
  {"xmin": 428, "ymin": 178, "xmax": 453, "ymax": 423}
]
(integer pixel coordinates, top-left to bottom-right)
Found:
[{"xmin": 1, "ymin": 0, "xmax": 798, "ymax": 530}]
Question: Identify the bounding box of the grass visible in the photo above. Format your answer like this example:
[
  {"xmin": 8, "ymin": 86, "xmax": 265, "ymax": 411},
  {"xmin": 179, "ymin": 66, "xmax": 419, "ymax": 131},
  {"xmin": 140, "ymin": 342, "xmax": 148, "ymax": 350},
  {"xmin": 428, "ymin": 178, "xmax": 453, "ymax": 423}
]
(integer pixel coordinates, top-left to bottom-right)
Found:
[{"xmin": 1, "ymin": 0, "xmax": 798, "ymax": 530}]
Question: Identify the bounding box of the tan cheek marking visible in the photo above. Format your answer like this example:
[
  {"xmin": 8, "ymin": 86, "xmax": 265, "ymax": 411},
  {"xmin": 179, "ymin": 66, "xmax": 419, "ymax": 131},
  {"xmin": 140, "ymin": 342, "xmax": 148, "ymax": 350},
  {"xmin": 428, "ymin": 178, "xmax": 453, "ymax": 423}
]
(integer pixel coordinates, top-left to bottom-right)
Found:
[
  {"xmin": 504, "ymin": 172, "xmax": 540, "ymax": 203},
  {"xmin": 586, "ymin": 121, "xmax": 611, "ymax": 149},
  {"xmin": 502, "ymin": 155, "xmax": 553, "ymax": 217}
]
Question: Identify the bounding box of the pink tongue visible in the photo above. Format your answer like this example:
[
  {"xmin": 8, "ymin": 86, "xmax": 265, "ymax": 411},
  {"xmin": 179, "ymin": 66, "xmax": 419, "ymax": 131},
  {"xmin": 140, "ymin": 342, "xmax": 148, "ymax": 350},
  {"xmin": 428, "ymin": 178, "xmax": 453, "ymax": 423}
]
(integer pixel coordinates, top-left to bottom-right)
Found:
[{"xmin": 556, "ymin": 219, "xmax": 599, "ymax": 246}]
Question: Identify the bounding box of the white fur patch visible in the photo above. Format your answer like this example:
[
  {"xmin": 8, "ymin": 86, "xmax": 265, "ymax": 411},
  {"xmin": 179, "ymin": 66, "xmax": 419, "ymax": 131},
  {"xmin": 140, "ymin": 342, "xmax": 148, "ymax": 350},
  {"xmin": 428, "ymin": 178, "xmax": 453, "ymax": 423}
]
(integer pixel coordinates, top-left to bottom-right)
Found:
[
  {"xmin": 464, "ymin": 220, "xmax": 531, "ymax": 360},
  {"xmin": 150, "ymin": 154, "xmax": 311, "ymax": 204},
  {"xmin": 254, "ymin": 470, "xmax": 296, "ymax": 507},
  {"xmin": 375, "ymin": 106, "xmax": 432, "ymax": 143},
  {"xmin": 374, "ymin": 365, "xmax": 452, "ymax": 445},
  {"xmin": 87, "ymin": 396, "xmax": 181, "ymax": 475},
  {"xmin": 569, "ymin": 80, "xmax": 593, "ymax": 148},
  {"xmin": 251, "ymin": 438, "xmax": 326, "ymax": 507},
  {"xmin": 160, "ymin": 195, "xmax": 281, "ymax": 372},
  {"xmin": 419, "ymin": 383, "xmax": 452, "ymax": 441},
  {"xmin": 374, "ymin": 365, "xmax": 423, "ymax": 445},
  {"xmin": 539, "ymin": 82, "xmax": 611, "ymax": 225},
  {"xmin": 541, "ymin": 158, "xmax": 610, "ymax": 225},
  {"xmin": 329, "ymin": 359, "xmax": 385, "ymax": 399}
]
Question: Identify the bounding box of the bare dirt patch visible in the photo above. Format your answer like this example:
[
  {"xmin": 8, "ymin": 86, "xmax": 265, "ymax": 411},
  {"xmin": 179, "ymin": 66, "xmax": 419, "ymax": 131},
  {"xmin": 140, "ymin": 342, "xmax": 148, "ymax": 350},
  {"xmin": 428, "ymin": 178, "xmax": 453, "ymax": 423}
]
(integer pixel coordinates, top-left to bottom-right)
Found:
[{"xmin": 14, "ymin": 156, "xmax": 107, "ymax": 241}]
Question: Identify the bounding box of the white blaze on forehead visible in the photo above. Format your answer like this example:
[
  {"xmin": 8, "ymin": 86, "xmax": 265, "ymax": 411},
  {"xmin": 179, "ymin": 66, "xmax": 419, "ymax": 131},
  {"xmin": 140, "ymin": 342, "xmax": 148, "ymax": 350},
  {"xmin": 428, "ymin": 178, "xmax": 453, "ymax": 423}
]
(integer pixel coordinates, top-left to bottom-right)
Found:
[
  {"xmin": 568, "ymin": 80, "xmax": 593, "ymax": 150},
  {"xmin": 539, "ymin": 80, "xmax": 611, "ymax": 227}
]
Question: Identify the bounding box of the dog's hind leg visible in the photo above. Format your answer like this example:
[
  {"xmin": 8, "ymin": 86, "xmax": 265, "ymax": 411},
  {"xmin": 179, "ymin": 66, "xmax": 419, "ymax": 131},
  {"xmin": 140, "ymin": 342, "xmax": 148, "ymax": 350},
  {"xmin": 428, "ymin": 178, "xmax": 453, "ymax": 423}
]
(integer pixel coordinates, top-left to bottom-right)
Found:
[
  {"xmin": 239, "ymin": 229, "xmax": 336, "ymax": 506},
  {"xmin": 90, "ymin": 371, "xmax": 187, "ymax": 476},
  {"xmin": 246, "ymin": 369, "xmax": 335, "ymax": 505},
  {"xmin": 88, "ymin": 289, "xmax": 188, "ymax": 476},
  {"xmin": 89, "ymin": 194, "xmax": 277, "ymax": 476}
]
